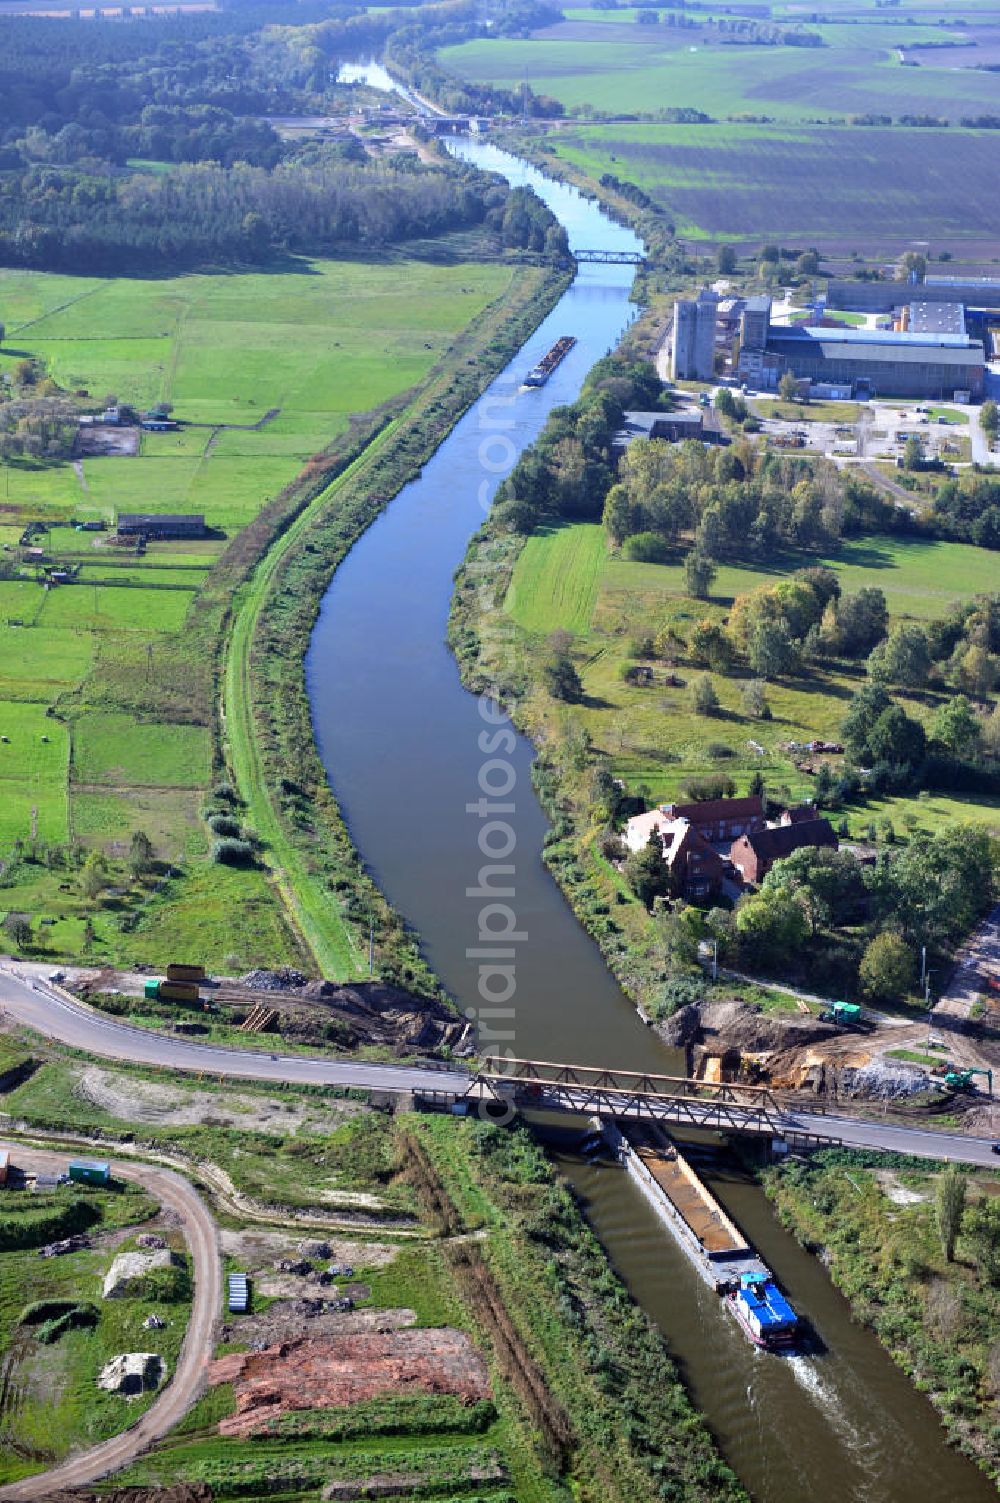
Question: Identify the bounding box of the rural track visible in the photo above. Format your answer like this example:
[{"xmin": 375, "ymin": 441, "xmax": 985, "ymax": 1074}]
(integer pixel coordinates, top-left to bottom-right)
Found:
[{"xmin": 0, "ymin": 1141, "xmax": 220, "ymax": 1501}]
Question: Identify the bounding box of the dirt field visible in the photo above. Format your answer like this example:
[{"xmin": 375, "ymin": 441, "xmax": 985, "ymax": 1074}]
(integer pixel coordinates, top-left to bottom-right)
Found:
[
  {"xmin": 210, "ymin": 1329, "xmax": 490, "ymax": 1437},
  {"xmin": 218, "ymin": 1227, "xmax": 399, "ymax": 1270},
  {"xmin": 76, "ymin": 1064, "xmax": 365, "ymax": 1134},
  {"xmin": 221, "ymin": 1299, "xmax": 418, "ymax": 1350}
]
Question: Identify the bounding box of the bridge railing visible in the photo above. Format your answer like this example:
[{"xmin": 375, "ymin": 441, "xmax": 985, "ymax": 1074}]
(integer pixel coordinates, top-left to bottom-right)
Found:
[
  {"xmin": 477, "ymin": 1055, "xmax": 782, "ymax": 1114},
  {"xmin": 573, "ymin": 249, "xmax": 646, "ymax": 265}
]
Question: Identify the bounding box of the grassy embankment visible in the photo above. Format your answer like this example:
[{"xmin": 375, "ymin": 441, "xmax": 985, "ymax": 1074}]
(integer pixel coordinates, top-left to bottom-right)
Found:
[
  {"xmin": 220, "ymin": 258, "xmax": 568, "ymax": 990},
  {"xmin": 764, "ymin": 1149, "xmax": 1000, "ymax": 1485},
  {"xmin": 0, "ymin": 1175, "xmax": 186, "ymax": 1486},
  {"xmin": 0, "ymin": 1041, "xmax": 746, "ymax": 1502},
  {"xmin": 0, "ymin": 253, "xmax": 565, "ymax": 981},
  {"xmin": 452, "ymin": 513, "xmax": 1000, "ymax": 1010}
]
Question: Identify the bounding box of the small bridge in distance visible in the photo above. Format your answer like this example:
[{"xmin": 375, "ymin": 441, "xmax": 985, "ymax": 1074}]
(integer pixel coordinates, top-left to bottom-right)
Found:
[
  {"xmin": 431, "ymin": 1057, "xmax": 836, "ymax": 1149},
  {"xmin": 574, "ymin": 248, "xmax": 646, "ymax": 265}
]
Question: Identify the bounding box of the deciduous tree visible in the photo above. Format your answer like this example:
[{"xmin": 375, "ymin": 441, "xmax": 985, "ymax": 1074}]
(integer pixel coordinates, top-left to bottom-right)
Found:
[
  {"xmin": 936, "ymin": 1167, "xmax": 966, "ymax": 1263},
  {"xmin": 859, "ymin": 931, "xmax": 915, "ymax": 1002}
]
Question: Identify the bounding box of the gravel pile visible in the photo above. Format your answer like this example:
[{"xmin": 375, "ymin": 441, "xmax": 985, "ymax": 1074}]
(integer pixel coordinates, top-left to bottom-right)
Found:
[
  {"xmin": 241, "ymin": 968, "xmax": 308, "ymax": 992},
  {"xmin": 841, "ymin": 1060, "xmax": 935, "ymax": 1100}
]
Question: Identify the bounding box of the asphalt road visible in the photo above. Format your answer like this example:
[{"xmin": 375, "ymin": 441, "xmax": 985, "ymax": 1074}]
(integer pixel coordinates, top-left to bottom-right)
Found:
[
  {"xmin": 0, "ymin": 964, "xmax": 469, "ymax": 1097},
  {"xmin": 0, "ymin": 1144, "xmax": 219, "ymax": 1501},
  {"xmin": 3, "ymin": 965, "xmax": 1000, "ymax": 1168}
]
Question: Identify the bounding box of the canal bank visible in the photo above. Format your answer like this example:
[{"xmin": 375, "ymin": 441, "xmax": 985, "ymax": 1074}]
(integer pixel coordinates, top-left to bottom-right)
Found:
[{"xmin": 305, "ymin": 88, "xmax": 996, "ymax": 1501}]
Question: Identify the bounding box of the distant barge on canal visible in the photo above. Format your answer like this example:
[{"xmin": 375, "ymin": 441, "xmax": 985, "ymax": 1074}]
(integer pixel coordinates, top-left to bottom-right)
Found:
[
  {"xmin": 523, "ymin": 335, "xmax": 577, "ymax": 387},
  {"xmin": 602, "ymin": 1119, "xmax": 801, "ymax": 1352}
]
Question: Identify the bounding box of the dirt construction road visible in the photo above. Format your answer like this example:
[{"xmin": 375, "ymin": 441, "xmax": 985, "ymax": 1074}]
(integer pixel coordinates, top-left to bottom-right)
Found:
[{"xmin": 0, "ymin": 1145, "xmax": 220, "ymax": 1501}]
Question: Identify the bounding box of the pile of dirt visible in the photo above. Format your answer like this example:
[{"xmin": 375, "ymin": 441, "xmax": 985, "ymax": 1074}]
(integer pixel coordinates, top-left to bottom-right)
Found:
[
  {"xmin": 103, "ymin": 1249, "xmax": 181, "ymax": 1299},
  {"xmin": 661, "ymin": 998, "xmax": 833, "ymax": 1079},
  {"xmin": 209, "ymin": 1329, "xmax": 491, "ymax": 1437},
  {"xmin": 839, "ymin": 1060, "xmax": 935, "ymax": 1100},
  {"xmin": 221, "ymin": 1301, "xmax": 416, "ymax": 1349}
]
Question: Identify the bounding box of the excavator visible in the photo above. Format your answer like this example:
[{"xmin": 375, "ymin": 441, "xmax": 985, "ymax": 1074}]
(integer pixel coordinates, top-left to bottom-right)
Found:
[{"xmin": 939, "ymin": 1066, "xmax": 993, "ymax": 1095}]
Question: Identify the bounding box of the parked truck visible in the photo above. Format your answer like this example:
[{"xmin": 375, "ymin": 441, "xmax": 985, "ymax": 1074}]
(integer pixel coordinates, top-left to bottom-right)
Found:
[{"xmin": 819, "ymin": 1000, "xmax": 868, "ymax": 1029}]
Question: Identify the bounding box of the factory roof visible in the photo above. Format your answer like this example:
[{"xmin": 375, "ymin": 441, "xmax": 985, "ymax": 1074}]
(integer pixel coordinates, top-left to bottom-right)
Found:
[
  {"xmin": 908, "ymin": 301, "xmax": 966, "ymax": 335},
  {"xmin": 767, "ymin": 326, "xmax": 984, "ymax": 366},
  {"xmin": 926, "ymin": 275, "xmax": 1000, "ymax": 288}
]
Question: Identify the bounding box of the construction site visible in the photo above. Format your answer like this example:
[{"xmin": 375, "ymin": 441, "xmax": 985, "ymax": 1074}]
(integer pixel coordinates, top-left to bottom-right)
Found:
[
  {"xmin": 661, "ymin": 994, "xmax": 1000, "ymax": 1125},
  {"xmin": 58, "ymin": 963, "xmax": 470, "ymax": 1058}
]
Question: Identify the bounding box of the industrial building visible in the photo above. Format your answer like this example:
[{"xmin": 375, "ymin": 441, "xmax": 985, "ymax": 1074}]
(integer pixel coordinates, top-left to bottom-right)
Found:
[
  {"xmin": 827, "ymin": 275, "xmax": 1000, "ymax": 314},
  {"xmin": 670, "ymin": 289, "xmax": 718, "ymax": 381},
  {"xmin": 736, "ymin": 296, "xmax": 985, "ymax": 400}
]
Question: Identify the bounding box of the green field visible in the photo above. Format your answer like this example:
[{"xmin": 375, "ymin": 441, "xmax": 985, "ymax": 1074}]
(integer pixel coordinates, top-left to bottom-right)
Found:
[
  {"xmin": 506, "ymin": 519, "xmax": 605, "ymax": 634},
  {"xmin": 439, "ymin": 33, "xmax": 1000, "ymax": 121},
  {"xmin": 0, "ymin": 255, "xmax": 512, "ymax": 966},
  {"xmin": 0, "ymin": 1181, "xmax": 185, "ymax": 1485},
  {"xmin": 539, "ymin": 122, "xmax": 1000, "ymax": 246},
  {"xmin": 503, "ymin": 524, "xmax": 1000, "ymax": 830},
  {"xmin": 73, "ymin": 714, "xmax": 211, "ymax": 789}
]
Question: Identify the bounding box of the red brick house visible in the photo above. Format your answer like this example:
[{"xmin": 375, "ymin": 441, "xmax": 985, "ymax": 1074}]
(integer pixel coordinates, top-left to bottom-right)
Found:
[
  {"xmin": 662, "ymin": 822, "xmax": 728, "ymax": 901},
  {"xmin": 661, "ymin": 796, "xmax": 765, "ymax": 844},
  {"xmin": 729, "ymin": 818, "xmax": 838, "ymax": 887}
]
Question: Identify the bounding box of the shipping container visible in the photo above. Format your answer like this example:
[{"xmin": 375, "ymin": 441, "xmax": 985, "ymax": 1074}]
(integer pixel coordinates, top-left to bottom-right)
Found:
[
  {"xmin": 158, "ymin": 981, "xmax": 200, "ymax": 1003},
  {"xmin": 228, "ymin": 1272, "xmax": 249, "ymax": 1313},
  {"xmin": 166, "ymin": 964, "xmax": 206, "ymax": 983},
  {"xmin": 69, "ymin": 1159, "xmax": 110, "ymax": 1186},
  {"xmin": 144, "ymin": 978, "xmax": 162, "ymax": 1001}
]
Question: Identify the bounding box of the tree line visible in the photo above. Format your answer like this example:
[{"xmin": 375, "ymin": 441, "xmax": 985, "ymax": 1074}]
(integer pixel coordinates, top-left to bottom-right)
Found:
[{"xmin": 0, "ymin": 155, "xmax": 565, "ymax": 273}]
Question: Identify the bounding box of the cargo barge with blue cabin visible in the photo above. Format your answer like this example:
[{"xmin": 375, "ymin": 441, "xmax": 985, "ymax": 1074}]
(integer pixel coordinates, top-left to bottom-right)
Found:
[
  {"xmin": 523, "ymin": 335, "xmax": 577, "ymax": 388},
  {"xmin": 601, "ymin": 1119, "xmax": 801, "ymax": 1353}
]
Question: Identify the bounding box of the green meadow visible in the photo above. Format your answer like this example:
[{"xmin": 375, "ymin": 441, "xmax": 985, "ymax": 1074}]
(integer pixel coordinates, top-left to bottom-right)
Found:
[
  {"xmin": 439, "ymin": 33, "xmax": 1000, "ymax": 121},
  {"xmin": 0, "ymin": 1181, "xmax": 186, "ymax": 1486},
  {"xmin": 505, "ymin": 522, "xmax": 1000, "ymax": 832},
  {"xmin": 0, "ymin": 255, "xmax": 512, "ymax": 966}
]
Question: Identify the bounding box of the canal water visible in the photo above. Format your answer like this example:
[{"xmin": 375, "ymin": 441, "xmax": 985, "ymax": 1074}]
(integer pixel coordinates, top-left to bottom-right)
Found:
[{"xmin": 307, "ymin": 88, "xmax": 995, "ymax": 1502}]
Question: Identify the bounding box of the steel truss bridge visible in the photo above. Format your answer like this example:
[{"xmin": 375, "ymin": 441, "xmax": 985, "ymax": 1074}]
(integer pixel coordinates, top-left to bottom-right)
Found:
[
  {"xmin": 574, "ymin": 248, "xmax": 646, "ymax": 265},
  {"xmin": 419, "ymin": 1056, "xmax": 836, "ymax": 1148}
]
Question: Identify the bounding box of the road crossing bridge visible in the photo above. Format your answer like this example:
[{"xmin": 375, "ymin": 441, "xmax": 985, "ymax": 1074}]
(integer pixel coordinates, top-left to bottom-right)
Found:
[{"xmin": 431, "ymin": 1057, "xmax": 836, "ymax": 1148}]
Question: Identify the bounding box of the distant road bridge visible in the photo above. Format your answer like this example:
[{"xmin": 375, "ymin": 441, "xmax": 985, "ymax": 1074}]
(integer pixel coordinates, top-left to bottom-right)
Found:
[{"xmin": 574, "ymin": 248, "xmax": 646, "ymax": 265}]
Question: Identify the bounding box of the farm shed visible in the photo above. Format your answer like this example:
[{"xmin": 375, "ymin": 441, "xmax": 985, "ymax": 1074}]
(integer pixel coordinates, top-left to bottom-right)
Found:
[
  {"xmin": 116, "ymin": 513, "xmax": 207, "ymax": 540},
  {"xmin": 69, "ymin": 1158, "xmax": 111, "ymax": 1186}
]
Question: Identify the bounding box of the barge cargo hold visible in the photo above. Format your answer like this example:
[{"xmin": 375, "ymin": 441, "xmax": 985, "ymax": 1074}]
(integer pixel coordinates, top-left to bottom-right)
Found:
[
  {"xmin": 603, "ymin": 1119, "xmax": 801, "ymax": 1352},
  {"xmin": 523, "ymin": 335, "xmax": 577, "ymax": 387}
]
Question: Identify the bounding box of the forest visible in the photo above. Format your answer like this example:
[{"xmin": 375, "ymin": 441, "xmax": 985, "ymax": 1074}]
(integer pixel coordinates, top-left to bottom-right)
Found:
[
  {"xmin": 0, "ymin": 0, "xmax": 566, "ymax": 273},
  {"xmin": 0, "ymin": 156, "xmax": 564, "ymax": 272}
]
